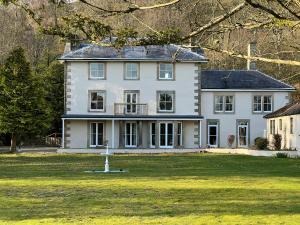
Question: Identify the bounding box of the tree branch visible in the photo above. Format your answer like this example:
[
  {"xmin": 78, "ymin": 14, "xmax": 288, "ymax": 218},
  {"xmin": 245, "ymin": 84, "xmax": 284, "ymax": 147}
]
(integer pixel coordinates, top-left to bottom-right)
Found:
[
  {"xmin": 275, "ymin": 0, "xmax": 300, "ymax": 20},
  {"xmin": 201, "ymin": 46, "xmax": 300, "ymax": 66},
  {"xmin": 77, "ymin": 0, "xmax": 182, "ymax": 16},
  {"xmin": 182, "ymin": 2, "xmax": 247, "ymax": 41},
  {"xmin": 245, "ymin": 0, "xmax": 286, "ymax": 19}
]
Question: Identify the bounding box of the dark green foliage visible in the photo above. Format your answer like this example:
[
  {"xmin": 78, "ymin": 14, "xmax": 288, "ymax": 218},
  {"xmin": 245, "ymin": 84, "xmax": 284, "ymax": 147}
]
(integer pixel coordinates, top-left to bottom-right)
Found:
[
  {"xmin": 276, "ymin": 152, "xmax": 288, "ymax": 158},
  {"xmin": 255, "ymin": 137, "xmax": 269, "ymax": 150},
  {"xmin": 42, "ymin": 62, "xmax": 64, "ymax": 133},
  {"xmin": 272, "ymin": 134, "xmax": 282, "ymax": 150},
  {"xmin": 0, "ymin": 47, "xmax": 51, "ymax": 152}
]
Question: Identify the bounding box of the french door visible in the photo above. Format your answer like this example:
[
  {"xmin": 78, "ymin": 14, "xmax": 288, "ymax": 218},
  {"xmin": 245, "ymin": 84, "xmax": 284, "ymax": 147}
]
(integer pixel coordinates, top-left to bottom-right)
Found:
[
  {"xmin": 159, "ymin": 123, "xmax": 174, "ymax": 148},
  {"xmin": 125, "ymin": 92, "xmax": 138, "ymax": 114},
  {"xmin": 238, "ymin": 124, "xmax": 248, "ymax": 147},
  {"xmin": 125, "ymin": 122, "xmax": 137, "ymax": 147},
  {"xmin": 208, "ymin": 125, "xmax": 218, "ymax": 147},
  {"xmin": 90, "ymin": 122, "xmax": 104, "ymax": 147}
]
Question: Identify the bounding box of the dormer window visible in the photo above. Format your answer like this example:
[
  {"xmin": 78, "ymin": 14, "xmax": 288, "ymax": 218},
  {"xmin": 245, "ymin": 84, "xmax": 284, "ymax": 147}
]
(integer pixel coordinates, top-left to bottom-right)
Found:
[
  {"xmin": 89, "ymin": 63, "xmax": 105, "ymax": 79},
  {"xmin": 125, "ymin": 63, "xmax": 139, "ymax": 80},
  {"xmin": 158, "ymin": 63, "xmax": 174, "ymax": 80}
]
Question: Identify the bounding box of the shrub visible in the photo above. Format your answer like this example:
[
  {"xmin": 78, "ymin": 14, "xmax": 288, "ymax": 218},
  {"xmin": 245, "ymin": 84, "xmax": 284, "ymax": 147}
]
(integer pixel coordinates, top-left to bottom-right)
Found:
[
  {"xmin": 227, "ymin": 135, "xmax": 235, "ymax": 148},
  {"xmin": 254, "ymin": 137, "xmax": 268, "ymax": 150},
  {"xmin": 276, "ymin": 152, "xmax": 288, "ymax": 158},
  {"xmin": 273, "ymin": 134, "xmax": 282, "ymax": 150}
]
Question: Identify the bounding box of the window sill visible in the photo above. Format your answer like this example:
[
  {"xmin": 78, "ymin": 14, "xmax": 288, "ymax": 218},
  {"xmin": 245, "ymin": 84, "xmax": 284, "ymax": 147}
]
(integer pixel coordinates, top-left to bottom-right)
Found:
[
  {"xmin": 89, "ymin": 109, "xmax": 105, "ymax": 112},
  {"xmin": 89, "ymin": 77, "xmax": 105, "ymax": 80},
  {"xmin": 157, "ymin": 110, "xmax": 175, "ymax": 113}
]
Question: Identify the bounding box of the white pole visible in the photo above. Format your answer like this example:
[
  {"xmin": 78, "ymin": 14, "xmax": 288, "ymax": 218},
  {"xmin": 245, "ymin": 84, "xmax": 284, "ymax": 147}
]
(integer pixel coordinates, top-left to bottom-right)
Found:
[
  {"xmin": 199, "ymin": 120, "xmax": 202, "ymax": 148},
  {"xmin": 61, "ymin": 118, "xmax": 65, "ymax": 148},
  {"xmin": 104, "ymin": 144, "xmax": 109, "ymax": 172},
  {"xmin": 111, "ymin": 119, "xmax": 115, "ymax": 148}
]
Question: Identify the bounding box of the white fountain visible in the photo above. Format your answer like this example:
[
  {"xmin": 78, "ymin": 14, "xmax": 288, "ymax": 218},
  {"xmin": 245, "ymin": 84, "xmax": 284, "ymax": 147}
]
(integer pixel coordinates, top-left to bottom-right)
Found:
[{"xmin": 85, "ymin": 140, "xmax": 127, "ymax": 173}]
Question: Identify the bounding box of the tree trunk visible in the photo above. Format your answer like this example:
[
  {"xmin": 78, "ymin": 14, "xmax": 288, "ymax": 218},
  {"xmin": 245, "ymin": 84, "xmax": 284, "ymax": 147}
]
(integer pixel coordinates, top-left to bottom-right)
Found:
[{"xmin": 10, "ymin": 133, "xmax": 17, "ymax": 153}]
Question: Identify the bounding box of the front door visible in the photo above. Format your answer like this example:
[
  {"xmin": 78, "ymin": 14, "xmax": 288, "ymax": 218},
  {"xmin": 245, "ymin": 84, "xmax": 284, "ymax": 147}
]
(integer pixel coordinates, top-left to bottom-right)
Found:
[
  {"xmin": 159, "ymin": 122, "xmax": 174, "ymax": 148},
  {"xmin": 208, "ymin": 125, "xmax": 218, "ymax": 147},
  {"xmin": 125, "ymin": 92, "xmax": 138, "ymax": 114},
  {"xmin": 125, "ymin": 122, "xmax": 137, "ymax": 147},
  {"xmin": 238, "ymin": 124, "xmax": 248, "ymax": 147}
]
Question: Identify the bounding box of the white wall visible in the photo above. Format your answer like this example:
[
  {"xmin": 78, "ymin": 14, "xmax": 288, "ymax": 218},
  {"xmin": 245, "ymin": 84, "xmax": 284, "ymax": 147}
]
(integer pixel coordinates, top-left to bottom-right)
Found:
[
  {"xmin": 201, "ymin": 91, "xmax": 290, "ymax": 148},
  {"xmin": 266, "ymin": 115, "xmax": 300, "ymax": 150},
  {"xmin": 67, "ymin": 62, "xmax": 198, "ymax": 115}
]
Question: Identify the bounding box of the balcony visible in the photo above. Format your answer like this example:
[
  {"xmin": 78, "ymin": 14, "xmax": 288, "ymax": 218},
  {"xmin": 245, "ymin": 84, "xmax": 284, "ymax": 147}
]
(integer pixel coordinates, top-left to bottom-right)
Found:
[{"xmin": 114, "ymin": 103, "xmax": 148, "ymax": 115}]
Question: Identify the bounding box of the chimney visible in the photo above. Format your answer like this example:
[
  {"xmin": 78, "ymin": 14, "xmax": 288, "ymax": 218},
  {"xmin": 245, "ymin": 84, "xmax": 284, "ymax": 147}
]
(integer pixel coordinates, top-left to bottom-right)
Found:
[
  {"xmin": 247, "ymin": 42, "xmax": 257, "ymax": 70},
  {"xmin": 64, "ymin": 42, "xmax": 71, "ymax": 54}
]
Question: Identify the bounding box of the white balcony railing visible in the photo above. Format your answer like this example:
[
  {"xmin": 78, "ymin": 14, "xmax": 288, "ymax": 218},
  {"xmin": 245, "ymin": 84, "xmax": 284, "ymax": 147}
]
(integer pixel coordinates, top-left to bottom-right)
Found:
[{"xmin": 114, "ymin": 103, "xmax": 148, "ymax": 115}]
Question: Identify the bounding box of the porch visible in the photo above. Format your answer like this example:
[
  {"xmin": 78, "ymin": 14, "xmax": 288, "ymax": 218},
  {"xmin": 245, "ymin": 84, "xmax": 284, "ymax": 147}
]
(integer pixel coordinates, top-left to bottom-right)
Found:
[{"xmin": 61, "ymin": 115, "xmax": 203, "ymax": 150}]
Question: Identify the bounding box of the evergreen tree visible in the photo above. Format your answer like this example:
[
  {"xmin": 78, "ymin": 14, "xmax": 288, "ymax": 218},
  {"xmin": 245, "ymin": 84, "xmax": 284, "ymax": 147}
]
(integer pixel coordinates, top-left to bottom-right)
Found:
[
  {"xmin": 0, "ymin": 48, "xmax": 50, "ymax": 153},
  {"xmin": 43, "ymin": 62, "xmax": 64, "ymax": 133}
]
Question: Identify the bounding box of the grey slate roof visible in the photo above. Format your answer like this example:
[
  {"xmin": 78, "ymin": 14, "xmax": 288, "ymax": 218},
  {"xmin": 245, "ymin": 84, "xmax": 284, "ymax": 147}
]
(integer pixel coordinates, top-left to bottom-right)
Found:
[
  {"xmin": 60, "ymin": 44, "xmax": 207, "ymax": 62},
  {"xmin": 201, "ymin": 70, "xmax": 294, "ymax": 90},
  {"xmin": 264, "ymin": 101, "xmax": 300, "ymax": 118}
]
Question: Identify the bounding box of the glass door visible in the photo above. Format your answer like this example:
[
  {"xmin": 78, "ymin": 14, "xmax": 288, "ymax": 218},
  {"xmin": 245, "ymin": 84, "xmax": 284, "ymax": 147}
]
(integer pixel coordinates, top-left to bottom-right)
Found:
[
  {"xmin": 159, "ymin": 123, "xmax": 174, "ymax": 148},
  {"xmin": 208, "ymin": 125, "xmax": 218, "ymax": 147},
  {"xmin": 125, "ymin": 122, "xmax": 137, "ymax": 147},
  {"xmin": 125, "ymin": 92, "xmax": 138, "ymax": 114},
  {"xmin": 238, "ymin": 124, "xmax": 248, "ymax": 147}
]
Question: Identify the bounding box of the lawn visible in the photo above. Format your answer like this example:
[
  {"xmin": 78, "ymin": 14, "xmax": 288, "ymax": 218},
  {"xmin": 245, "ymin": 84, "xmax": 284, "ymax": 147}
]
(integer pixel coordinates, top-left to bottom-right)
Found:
[{"xmin": 0, "ymin": 153, "xmax": 299, "ymax": 225}]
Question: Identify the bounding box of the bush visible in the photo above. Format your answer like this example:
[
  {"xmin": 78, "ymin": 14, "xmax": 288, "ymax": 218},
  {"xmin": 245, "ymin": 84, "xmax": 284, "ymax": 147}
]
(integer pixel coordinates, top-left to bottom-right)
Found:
[
  {"xmin": 227, "ymin": 135, "xmax": 235, "ymax": 148},
  {"xmin": 276, "ymin": 152, "xmax": 288, "ymax": 158},
  {"xmin": 273, "ymin": 134, "xmax": 282, "ymax": 150},
  {"xmin": 254, "ymin": 137, "xmax": 268, "ymax": 150}
]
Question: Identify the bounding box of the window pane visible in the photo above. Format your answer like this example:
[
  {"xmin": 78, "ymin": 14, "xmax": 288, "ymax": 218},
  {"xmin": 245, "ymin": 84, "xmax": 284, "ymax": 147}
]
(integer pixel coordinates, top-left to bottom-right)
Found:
[
  {"xmin": 160, "ymin": 124, "xmax": 166, "ymax": 146},
  {"xmin": 166, "ymin": 102, "xmax": 173, "ymax": 110},
  {"xmin": 253, "ymin": 96, "xmax": 262, "ymax": 112},
  {"xmin": 97, "ymin": 123, "xmax": 103, "ymax": 146},
  {"xmin": 126, "ymin": 63, "xmax": 138, "ymax": 79},
  {"xmin": 263, "ymin": 96, "xmax": 272, "ymax": 112},
  {"xmin": 225, "ymin": 96, "xmax": 233, "ymax": 112},
  {"xmin": 151, "ymin": 123, "xmax": 156, "ymax": 146},
  {"xmin": 91, "ymin": 123, "xmax": 97, "ymax": 146},
  {"xmin": 90, "ymin": 63, "xmax": 104, "ymax": 79},
  {"xmin": 90, "ymin": 91, "xmax": 104, "ymax": 110},
  {"xmin": 215, "ymin": 96, "xmax": 223, "ymax": 111},
  {"xmin": 159, "ymin": 93, "xmax": 173, "ymax": 111},
  {"xmin": 159, "ymin": 63, "xmax": 173, "ymax": 79}
]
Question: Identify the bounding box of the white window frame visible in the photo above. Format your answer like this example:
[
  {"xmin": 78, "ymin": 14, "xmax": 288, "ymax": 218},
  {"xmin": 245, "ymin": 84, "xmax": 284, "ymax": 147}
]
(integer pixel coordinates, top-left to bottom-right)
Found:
[
  {"xmin": 253, "ymin": 95, "xmax": 272, "ymax": 113},
  {"xmin": 125, "ymin": 122, "xmax": 137, "ymax": 148},
  {"xmin": 177, "ymin": 122, "xmax": 183, "ymax": 146},
  {"xmin": 214, "ymin": 95, "xmax": 234, "ymax": 113},
  {"xmin": 89, "ymin": 90, "xmax": 105, "ymax": 112},
  {"xmin": 90, "ymin": 122, "xmax": 104, "ymax": 147},
  {"xmin": 158, "ymin": 63, "xmax": 173, "ymax": 80},
  {"xmin": 150, "ymin": 122, "xmax": 156, "ymax": 148},
  {"xmin": 158, "ymin": 91, "xmax": 175, "ymax": 113},
  {"xmin": 125, "ymin": 63, "xmax": 139, "ymax": 80},
  {"xmin": 159, "ymin": 122, "xmax": 174, "ymax": 148},
  {"xmin": 89, "ymin": 63, "xmax": 105, "ymax": 79}
]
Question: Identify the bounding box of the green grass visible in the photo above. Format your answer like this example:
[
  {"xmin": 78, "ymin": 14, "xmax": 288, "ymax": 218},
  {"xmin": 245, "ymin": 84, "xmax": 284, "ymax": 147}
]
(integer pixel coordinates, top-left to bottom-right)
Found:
[{"xmin": 0, "ymin": 153, "xmax": 299, "ymax": 225}]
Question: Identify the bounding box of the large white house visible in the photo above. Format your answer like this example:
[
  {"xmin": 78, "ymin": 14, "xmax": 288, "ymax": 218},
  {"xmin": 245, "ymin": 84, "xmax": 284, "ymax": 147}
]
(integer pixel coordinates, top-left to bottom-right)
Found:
[{"xmin": 59, "ymin": 43, "xmax": 294, "ymax": 151}]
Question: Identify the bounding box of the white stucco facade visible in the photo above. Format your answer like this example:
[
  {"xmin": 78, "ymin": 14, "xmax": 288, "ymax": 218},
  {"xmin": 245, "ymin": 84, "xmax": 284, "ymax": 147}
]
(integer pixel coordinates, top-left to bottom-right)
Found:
[
  {"xmin": 67, "ymin": 62, "xmax": 198, "ymax": 116},
  {"xmin": 200, "ymin": 90, "xmax": 291, "ymax": 148},
  {"xmin": 266, "ymin": 115, "xmax": 300, "ymax": 150},
  {"xmin": 61, "ymin": 44, "xmax": 294, "ymax": 151},
  {"xmin": 63, "ymin": 60, "xmax": 202, "ymax": 149}
]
